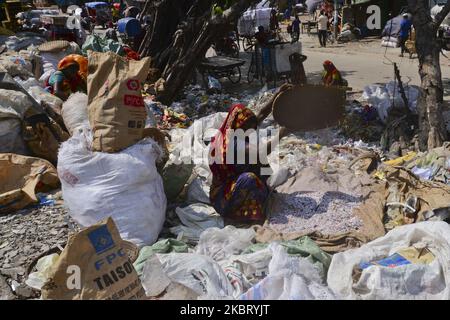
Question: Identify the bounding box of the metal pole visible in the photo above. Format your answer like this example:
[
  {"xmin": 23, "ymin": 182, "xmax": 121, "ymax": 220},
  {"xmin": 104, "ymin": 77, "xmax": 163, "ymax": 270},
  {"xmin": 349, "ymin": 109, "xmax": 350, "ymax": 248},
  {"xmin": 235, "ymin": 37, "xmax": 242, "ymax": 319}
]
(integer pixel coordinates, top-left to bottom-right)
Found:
[{"xmin": 334, "ymin": 0, "xmax": 339, "ymax": 40}]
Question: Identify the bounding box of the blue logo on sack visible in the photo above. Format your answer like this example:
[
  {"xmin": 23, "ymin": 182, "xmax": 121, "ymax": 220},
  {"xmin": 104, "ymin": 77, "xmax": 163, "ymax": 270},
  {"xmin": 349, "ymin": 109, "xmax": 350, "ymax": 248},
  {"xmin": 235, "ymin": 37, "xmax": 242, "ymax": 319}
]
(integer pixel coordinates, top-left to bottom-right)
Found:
[{"xmin": 88, "ymin": 225, "xmax": 115, "ymax": 254}]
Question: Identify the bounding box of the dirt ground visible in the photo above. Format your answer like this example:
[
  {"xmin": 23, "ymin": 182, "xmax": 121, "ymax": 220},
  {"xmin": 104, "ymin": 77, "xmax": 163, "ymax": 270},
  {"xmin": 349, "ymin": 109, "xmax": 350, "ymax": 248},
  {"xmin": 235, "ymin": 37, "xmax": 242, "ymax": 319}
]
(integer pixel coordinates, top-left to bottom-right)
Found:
[
  {"xmin": 213, "ymin": 21, "xmax": 450, "ymax": 106},
  {"xmin": 300, "ymin": 34, "xmax": 450, "ymax": 102}
]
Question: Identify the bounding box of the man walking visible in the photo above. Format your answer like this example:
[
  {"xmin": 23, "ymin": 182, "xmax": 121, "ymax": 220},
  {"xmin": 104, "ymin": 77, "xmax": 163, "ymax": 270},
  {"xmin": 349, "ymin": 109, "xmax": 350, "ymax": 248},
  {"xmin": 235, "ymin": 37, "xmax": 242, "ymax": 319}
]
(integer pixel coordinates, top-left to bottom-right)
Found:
[
  {"xmin": 318, "ymin": 10, "xmax": 328, "ymax": 47},
  {"xmin": 291, "ymin": 15, "xmax": 301, "ymax": 43},
  {"xmin": 399, "ymin": 13, "xmax": 412, "ymax": 57}
]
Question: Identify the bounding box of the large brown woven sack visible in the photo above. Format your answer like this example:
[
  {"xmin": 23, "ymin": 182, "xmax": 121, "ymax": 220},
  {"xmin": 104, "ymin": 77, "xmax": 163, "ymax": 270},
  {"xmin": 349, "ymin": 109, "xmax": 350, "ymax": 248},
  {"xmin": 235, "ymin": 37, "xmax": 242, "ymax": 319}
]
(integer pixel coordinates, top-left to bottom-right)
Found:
[
  {"xmin": 87, "ymin": 51, "xmax": 151, "ymax": 153},
  {"xmin": 0, "ymin": 153, "xmax": 59, "ymax": 214},
  {"xmin": 42, "ymin": 217, "xmax": 146, "ymax": 300}
]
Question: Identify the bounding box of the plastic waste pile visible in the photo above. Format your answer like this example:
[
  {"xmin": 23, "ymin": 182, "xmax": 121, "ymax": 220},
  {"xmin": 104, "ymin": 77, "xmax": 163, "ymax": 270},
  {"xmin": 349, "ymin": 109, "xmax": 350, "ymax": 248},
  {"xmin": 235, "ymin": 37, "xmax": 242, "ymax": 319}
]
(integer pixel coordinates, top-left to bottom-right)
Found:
[
  {"xmin": 361, "ymin": 81, "xmax": 420, "ymax": 124},
  {"xmin": 1, "ymin": 27, "xmax": 450, "ymax": 301}
]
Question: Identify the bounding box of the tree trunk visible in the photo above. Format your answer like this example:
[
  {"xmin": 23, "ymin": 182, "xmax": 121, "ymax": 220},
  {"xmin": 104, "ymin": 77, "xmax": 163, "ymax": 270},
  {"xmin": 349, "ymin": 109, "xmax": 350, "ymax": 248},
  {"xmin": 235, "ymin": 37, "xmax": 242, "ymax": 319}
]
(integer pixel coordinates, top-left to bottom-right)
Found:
[
  {"xmin": 416, "ymin": 28, "xmax": 447, "ymax": 149},
  {"xmin": 139, "ymin": 0, "xmax": 260, "ymax": 105},
  {"xmin": 408, "ymin": 0, "xmax": 449, "ymax": 150}
]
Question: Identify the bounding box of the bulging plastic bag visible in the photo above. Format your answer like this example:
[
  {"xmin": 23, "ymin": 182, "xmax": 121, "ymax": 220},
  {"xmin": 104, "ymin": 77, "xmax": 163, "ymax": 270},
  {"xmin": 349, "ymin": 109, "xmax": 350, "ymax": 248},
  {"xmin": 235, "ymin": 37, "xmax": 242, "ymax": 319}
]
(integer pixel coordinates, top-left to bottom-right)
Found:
[
  {"xmin": 61, "ymin": 92, "xmax": 89, "ymax": 135},
  {"xmin": 362, "ymin": 82, "xmax": 420, "ymax": 123},
  {"xmin": 327, "ymin": 221, "xmax": 450, "ymax": 300},
  {"xmin": 0, "ymin": 106, "xmax": 28, "ymax": 155},
  {"xmin": 58, "ymin": 128, "xmax": 166, "ymax": 247}
]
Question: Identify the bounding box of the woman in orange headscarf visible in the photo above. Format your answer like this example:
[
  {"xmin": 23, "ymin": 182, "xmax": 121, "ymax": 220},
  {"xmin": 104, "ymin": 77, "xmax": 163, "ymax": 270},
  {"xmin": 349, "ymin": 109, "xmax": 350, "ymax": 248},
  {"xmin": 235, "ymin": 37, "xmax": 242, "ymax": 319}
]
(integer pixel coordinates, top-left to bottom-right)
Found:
[
  {"xmin": 58, "ymin": 54, "xmax": 88, "ymax": 80},
  {"xmin": 47, "ymin": 54, "xmax": 87, "ymax": 101},
  {"xmin": 322, "ymin": 60, "xmax": 344, "ymax": 87}
]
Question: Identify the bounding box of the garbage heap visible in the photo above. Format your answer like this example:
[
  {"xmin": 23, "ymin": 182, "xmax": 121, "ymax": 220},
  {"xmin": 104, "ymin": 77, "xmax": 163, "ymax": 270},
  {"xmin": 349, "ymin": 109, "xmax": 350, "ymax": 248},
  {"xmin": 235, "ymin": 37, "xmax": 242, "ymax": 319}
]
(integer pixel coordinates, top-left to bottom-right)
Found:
[{"xmin": 0, "ymin": 34, "xmax": 450, "ymax": 301}]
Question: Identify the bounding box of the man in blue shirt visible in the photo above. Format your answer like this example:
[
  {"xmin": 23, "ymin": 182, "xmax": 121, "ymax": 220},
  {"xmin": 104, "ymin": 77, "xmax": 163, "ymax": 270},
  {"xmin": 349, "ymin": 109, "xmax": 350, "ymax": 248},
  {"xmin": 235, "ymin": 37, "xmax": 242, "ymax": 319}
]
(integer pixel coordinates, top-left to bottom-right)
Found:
[
  {"xmin": 291, "ymin": 15, "xmax": 301, "ymax": 42},
  {"xmin": 399, "ymin": 13, "xmax": 412, "ymax": 57}
]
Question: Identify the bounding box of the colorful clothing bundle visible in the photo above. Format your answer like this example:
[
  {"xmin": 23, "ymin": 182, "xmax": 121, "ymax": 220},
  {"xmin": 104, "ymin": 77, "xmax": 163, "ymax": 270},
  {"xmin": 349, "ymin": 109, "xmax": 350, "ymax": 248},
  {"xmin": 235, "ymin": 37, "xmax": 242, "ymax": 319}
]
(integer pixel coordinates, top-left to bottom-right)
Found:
[{"xmin": 209, "ymin": 104, "xmax": 269, "ymax": 223}]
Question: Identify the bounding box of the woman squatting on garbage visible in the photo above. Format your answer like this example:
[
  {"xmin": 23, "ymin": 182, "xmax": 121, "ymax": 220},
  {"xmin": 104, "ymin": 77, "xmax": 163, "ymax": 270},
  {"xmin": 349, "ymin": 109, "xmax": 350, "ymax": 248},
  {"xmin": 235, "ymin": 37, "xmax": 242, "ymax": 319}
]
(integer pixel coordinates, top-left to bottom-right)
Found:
[
  {"xmin": 208, "ymin": 84, "xmax": 292, "ymax": 225},
  {"xmin": 46, "ymin": 54, "xmax": 88, "ymax": 101},
  {"xmin": 322, "ymin": 60, "xmax": 345, "ymax": 87}
]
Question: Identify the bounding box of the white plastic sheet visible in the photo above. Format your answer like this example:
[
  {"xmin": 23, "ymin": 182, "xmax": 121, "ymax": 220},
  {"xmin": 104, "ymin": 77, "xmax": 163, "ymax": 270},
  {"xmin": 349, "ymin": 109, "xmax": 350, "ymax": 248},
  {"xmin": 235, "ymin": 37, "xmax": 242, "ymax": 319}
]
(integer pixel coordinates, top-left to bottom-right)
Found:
[
  {"xmin": 62, "ymin": 92, "xmax": 89, "ymax": 135},
  {"xmin": 144, "ymin": 252, "xmax": 235, "ymax": 299},
  {"xmin": 196, "ymin": 226, "xmax": 255, "ymax": 264},
  {"xmin": 169, "ymin": 112, "xmax": 227, "ymax": 204},
  {"xmin": 0, "ymin": 89, "xmax": 31, "ymax": 154},
  {"xmin": 240, "ymin": 244, "xmax": 335, "ymax": 300},
  {"xmin": 170, "ymin": 203, "xmax": 224, "ymax": 244}
]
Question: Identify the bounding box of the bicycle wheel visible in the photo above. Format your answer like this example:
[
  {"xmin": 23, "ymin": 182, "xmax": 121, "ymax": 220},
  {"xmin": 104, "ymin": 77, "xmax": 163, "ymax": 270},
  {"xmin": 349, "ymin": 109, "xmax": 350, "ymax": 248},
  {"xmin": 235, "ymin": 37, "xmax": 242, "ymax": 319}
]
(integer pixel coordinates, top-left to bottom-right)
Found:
[
  {"xmin": 231, "ymin": 43, "xmax": 240, "ymax": 58},
  {"xmin": 228, "ymin": 67, "xmax": 241, "ymax": 84}
]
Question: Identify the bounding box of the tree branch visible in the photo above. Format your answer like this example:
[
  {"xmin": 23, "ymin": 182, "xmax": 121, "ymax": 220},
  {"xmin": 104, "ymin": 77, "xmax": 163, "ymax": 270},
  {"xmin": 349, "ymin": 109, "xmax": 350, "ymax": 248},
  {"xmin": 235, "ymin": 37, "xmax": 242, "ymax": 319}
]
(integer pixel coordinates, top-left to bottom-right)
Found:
[{"xmin": 434, "ymin": 0, "xmax": 450, "ymax": 26}]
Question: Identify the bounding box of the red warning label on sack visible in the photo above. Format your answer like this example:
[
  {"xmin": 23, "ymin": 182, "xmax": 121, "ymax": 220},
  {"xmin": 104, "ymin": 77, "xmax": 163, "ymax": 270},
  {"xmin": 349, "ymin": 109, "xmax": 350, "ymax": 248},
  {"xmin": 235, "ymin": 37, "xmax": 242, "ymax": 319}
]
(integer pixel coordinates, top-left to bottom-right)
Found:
[
  {"xmin": 124, "ymin": 95, "xmax": 145, "ymax": 107},
  {"xmin": 127, "ymin": 79, "xmax": 140, "ymax": 91}
]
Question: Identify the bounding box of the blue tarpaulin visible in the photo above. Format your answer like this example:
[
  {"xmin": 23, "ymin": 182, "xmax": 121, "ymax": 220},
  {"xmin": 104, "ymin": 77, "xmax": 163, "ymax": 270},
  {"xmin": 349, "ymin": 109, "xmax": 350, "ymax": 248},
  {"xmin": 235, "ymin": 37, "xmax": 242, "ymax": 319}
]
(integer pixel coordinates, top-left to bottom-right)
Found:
[
  {"xmin": 85, "ymin": 2, "xmax": 109, "ymax": 8},
  {"xmin": 381, "ymin": 15, "xmax": 403, "ymax": 38}
]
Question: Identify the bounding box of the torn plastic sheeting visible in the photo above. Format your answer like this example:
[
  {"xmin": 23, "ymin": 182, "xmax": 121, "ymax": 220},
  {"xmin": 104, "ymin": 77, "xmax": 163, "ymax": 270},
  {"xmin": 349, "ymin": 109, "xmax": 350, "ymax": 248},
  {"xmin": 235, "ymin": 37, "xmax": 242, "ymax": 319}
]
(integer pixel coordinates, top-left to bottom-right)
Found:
[
  {"xmin": 240, "ymin": 243, "xmax": 336, "ymax": 300},
  {"xmin": 169, "ymin": 112, "xmax": 227, "ymax": 166},
  {"xmin": 27, "ymin": 85, "xmax": 64, "ymax": 114},
  {"xmin": 207, "ymin": 76, "xmax": 222, "ymax": 93},
  {"xmin": 240, "ymin": 236, "xmax": 332, "ymax": 280},
  {"xmin": 5, "ymin": 35, "xmax": 46, "ymax": 51},
  {"xmin": 25, "ymin": 253, "xmax": 60, "ymax": 290},
  {"xmin": 186, "ymin": 176, "xmax": 211, "ymax": 204},
  {"xmin": 226, "ymin": 246, "xmax": 273, "ymax": 282},
  {"xmin": 62, "ymin": 92, "xmax": 89, "ymax": 135},
  {"xmin": 0, "ymin": 106, "xmax": 28, "ymax": 155},
  {"xmin": 196, "ymin": 226, "xmax": 256, "ymax": 264},
  {"xmin": 0, "ymin": 58, "xmax": 34, "ymax": 78},
  {"xmin": 362, "ymin": 82, "xmax": 420, "ymax": 124},
  {"xmin": 406, "ymin": 144, "xmax": 450, "ymax": 184},
  {"xmin": 0, "ymin": 88, "xmax": 33, "ymax": 118},
  {"xmin": 133, "ymin": 238, "xmax": 190, "ymax": 276},
  {"xmin": 327, "ymin": 221, "xmax": 450, "ymax": 300},
  {"xmin": 170, "ymin": 203, "xmax": 224, "ymax": 244},
  {"xmin": 162, "ymin": 160, "xmax": 195, "ymax": 201},
  {"xmin": 143, "ymin": 252, "xmax": 235, "ymax": 299}
]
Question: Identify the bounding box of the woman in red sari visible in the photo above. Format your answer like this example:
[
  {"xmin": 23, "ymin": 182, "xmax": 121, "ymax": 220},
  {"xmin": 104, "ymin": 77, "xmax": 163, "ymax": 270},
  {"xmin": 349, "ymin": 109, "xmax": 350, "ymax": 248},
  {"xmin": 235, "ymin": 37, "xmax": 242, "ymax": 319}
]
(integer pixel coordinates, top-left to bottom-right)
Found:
[
  {"xmin": 209, "ymin": 84, "xmax": 291, "ymax": 224},
  {"xmin": 322, "ymin": 60, "xmax": 344, "ymax": 87}
]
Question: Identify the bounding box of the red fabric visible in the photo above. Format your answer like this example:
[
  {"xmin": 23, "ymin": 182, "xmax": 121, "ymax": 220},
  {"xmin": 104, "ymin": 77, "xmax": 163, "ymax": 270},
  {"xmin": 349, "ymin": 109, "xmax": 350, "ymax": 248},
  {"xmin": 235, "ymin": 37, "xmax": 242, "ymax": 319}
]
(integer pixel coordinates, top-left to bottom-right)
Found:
[
  {"xmin": 124, "ymin": 46, "xmax": 140, "ymax": 60},
  {"xmin": 209, "ymin": 104, "xmax": 256, "ymax": 182},
  {"xmin": 322, "ymin": 60, "xmax": 341, "ymax": 86}
]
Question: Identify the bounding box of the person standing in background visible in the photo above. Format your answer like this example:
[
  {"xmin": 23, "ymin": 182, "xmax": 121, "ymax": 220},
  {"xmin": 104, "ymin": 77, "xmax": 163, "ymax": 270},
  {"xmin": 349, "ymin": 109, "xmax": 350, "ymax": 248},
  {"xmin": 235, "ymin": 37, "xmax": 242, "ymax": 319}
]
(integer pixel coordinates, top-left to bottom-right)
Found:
[
  {"xmin": 270, "ymin": 9, "xmax": 279, "ymax": 32},
  {"xmin": 317, "ymin": 10, "xmax": 328, "ymax": 47},
  {"xmin": 399, "ymin": 13, "xmax": 412, "ymax": 57},
  {"xmin": 291, "ymin": 15, "xmax": 301, "ymax": 43}
]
